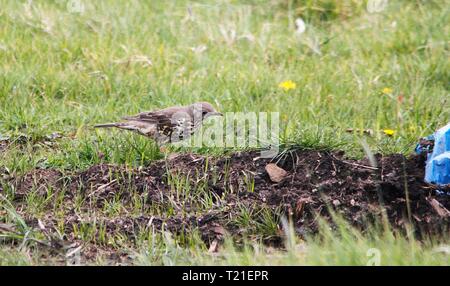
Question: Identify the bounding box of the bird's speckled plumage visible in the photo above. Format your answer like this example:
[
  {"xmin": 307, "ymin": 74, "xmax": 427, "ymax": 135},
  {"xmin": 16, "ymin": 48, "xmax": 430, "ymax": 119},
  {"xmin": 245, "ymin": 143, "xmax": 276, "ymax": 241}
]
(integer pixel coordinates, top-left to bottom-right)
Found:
[{"xmin": 94, "ymin": 102, "xmax": 222, "ymax": 145}]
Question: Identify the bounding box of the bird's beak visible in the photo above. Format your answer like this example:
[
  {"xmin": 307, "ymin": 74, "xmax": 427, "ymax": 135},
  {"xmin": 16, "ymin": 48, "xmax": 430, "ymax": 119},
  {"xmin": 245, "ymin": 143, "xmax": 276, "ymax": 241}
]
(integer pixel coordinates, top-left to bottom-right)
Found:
[{"xmin": 206, "ymin": 112, "xmax": 223, "ymax": 118}]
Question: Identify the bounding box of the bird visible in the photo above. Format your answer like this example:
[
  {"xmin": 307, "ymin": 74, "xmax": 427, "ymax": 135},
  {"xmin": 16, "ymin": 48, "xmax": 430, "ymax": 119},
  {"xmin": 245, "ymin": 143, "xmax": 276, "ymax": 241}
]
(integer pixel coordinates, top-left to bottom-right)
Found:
[{"xmin": 94, "ymin": 102, "xmax": 223, "ymax": 145}]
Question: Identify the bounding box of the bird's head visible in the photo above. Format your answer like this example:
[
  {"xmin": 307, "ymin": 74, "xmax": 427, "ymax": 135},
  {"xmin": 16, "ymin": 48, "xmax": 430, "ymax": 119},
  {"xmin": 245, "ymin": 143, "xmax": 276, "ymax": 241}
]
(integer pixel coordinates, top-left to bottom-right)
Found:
[{"xmin": 190, "ymin": 102, "xmax": 223, "ymax": 120}]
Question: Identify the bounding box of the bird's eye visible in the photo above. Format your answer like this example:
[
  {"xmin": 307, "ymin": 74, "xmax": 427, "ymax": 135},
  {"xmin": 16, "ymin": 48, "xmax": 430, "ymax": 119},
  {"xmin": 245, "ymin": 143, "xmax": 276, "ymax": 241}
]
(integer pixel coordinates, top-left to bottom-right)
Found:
[{"xmin": 202, "ymin": 111, "xmax": 207, "ymax": 115}]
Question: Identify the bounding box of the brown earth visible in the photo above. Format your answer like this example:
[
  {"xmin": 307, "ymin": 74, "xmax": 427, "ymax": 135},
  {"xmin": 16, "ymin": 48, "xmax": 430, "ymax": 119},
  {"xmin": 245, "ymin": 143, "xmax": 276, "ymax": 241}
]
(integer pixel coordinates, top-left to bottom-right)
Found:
[{"xmin": 1, "ymin": 149, "xmax": 449, "ymax": 263}]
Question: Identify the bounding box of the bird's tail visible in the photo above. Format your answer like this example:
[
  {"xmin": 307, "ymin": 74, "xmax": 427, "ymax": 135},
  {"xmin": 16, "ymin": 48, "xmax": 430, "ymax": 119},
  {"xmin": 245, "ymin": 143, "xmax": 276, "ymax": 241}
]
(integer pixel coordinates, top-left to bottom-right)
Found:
[{"xmin": 94, "ymin": 123, "xmax": 119, "ymax": 128}]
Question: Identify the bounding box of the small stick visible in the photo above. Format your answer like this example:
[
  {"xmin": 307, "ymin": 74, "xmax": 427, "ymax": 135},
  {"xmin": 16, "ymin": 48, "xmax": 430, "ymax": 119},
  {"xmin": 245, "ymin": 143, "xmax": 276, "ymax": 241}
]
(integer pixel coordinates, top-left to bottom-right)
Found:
[{"xmin": 331, "ymin": 154, "xmax": 379, "ymax": 171}]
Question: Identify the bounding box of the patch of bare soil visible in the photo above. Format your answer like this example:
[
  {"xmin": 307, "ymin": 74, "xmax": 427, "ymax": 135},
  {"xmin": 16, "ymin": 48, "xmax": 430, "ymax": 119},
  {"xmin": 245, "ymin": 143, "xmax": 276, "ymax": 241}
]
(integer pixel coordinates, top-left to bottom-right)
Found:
[
  {"xmin": 14, "ymin": 169, "xmax": 63, "ymax": 199},
  {"xmin": 2, "ymin": 149, "xmax": 450, "ymax": 263}
]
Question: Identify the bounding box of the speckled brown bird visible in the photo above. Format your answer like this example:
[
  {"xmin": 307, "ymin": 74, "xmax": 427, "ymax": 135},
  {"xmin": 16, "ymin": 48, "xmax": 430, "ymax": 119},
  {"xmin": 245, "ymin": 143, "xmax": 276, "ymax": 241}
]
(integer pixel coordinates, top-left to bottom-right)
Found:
[{"xmin": 94, "ymin": 102, "xmax": 222, "ymax": 145}]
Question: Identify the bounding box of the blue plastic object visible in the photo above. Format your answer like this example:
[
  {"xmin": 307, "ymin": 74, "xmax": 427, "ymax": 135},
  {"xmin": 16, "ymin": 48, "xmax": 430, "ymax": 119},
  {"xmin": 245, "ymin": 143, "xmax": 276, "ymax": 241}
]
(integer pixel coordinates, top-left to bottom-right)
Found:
[{"xmin": 424, "ymin": 123, "xmax": 450, "ymax": 185}]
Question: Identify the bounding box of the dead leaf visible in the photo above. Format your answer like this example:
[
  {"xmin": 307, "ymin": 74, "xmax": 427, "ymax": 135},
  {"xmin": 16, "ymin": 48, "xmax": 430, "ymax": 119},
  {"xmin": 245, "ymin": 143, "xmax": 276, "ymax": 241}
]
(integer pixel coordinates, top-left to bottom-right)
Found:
[{"xmin": 265, "ymin": 163, "xmax": 288, "ymax": 183}]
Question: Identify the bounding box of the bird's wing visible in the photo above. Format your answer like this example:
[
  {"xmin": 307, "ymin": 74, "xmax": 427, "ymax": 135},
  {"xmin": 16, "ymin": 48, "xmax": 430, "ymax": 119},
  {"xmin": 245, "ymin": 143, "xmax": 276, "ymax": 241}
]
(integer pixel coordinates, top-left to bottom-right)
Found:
[{"xmin": 123, "ymin": 111, "xmax": 177, "ymax": 137}]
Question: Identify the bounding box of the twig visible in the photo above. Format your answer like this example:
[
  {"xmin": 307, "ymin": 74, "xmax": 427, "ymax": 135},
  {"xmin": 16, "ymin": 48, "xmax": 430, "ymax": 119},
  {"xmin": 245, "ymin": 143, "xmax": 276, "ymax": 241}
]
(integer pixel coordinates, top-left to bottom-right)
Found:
[
  {"xmin": 88, "ymin": 179, "xmax": 117, "ymax": 198},
  {"xmin": 331, "ymin": 154, "xmax": 379, "ymax": 171}
]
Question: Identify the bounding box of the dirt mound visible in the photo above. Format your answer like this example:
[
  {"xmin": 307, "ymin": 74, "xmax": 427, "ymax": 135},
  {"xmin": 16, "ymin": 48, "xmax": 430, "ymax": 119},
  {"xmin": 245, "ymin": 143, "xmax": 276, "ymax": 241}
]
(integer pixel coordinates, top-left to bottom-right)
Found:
[{"xmin": 2, "ymin": 149, "xmax": 450, "ymax": 258}]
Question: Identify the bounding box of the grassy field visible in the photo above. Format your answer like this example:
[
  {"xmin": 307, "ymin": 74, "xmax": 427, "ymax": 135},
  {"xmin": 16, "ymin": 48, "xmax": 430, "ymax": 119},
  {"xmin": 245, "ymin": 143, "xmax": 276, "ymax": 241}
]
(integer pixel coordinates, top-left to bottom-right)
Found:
[{"xmin": 0, "ymin": 0, "xmax": 449, "ymax": 265}]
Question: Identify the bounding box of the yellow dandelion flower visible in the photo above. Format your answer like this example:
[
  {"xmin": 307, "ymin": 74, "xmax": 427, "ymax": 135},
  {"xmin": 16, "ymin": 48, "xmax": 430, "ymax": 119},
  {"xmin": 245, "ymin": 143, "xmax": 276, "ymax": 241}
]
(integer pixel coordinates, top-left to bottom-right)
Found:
[
  {"xmin": 382, "ymin": 87, "xmax": 393, "ymax": 94},
  {"xmin": 278, "ymin": 80, "xmax": 296, "ymax": 91},
  {"xmin": 383, "ymin": 129, "xmax": 396, "ymax": 136}
]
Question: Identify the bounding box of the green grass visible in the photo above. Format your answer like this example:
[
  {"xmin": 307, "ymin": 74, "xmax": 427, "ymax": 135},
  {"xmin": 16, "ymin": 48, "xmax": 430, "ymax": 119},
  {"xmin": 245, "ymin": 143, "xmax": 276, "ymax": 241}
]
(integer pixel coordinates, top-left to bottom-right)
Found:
[
  {"xmin": 0, "ymin": 0, "xmax": 449, "ymax": 265},
  {"xmin": 2, "ymin": 214, "xmax": 448, "ymax": 266},
  {"xmin": 133, "ymin": 221, "xmax": 450, "ymax": 266},
  {"xmin": 1, "ymin": 0, "xmax": 448, "ymax": 173}
]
